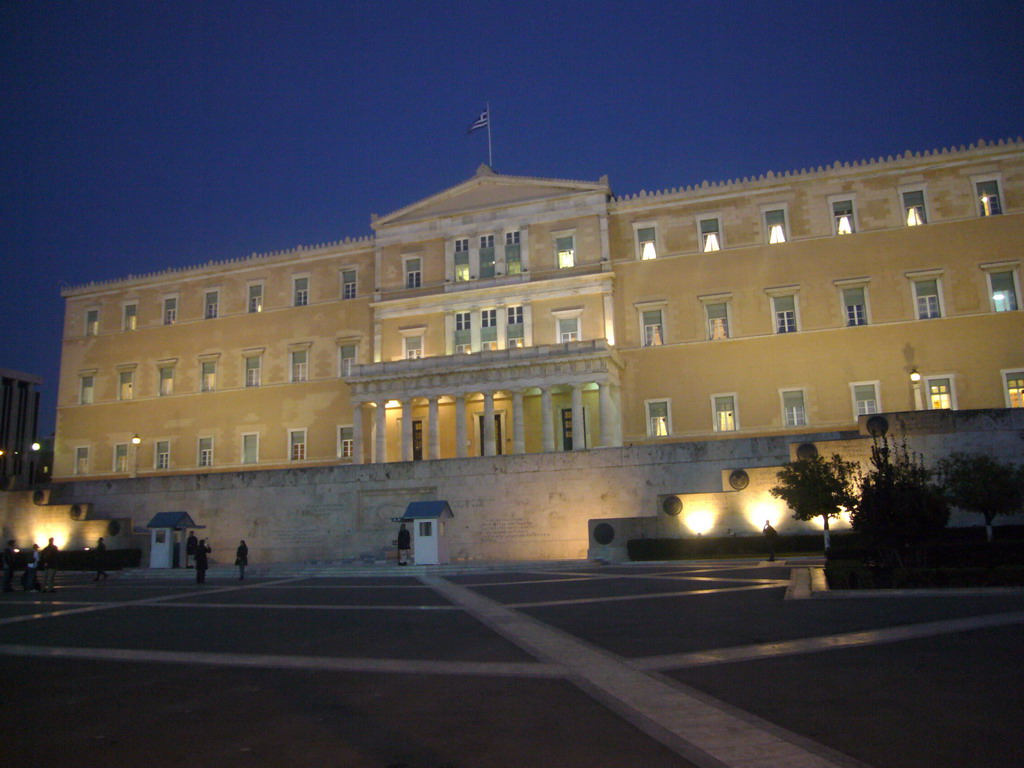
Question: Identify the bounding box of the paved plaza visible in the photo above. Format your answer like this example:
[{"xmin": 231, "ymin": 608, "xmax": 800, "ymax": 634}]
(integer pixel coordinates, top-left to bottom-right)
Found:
[{"xmin": 1, "ymin": 560, "xmax": 1022, "ymax": 768}]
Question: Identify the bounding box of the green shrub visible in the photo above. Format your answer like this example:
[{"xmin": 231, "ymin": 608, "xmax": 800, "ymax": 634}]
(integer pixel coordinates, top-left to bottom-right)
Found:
[{"xmin": 626, "ymin": 533, "xmax": 835, "ymax": 561}]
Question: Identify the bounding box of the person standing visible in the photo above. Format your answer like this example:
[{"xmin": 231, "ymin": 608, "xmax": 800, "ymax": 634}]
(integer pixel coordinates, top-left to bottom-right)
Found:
[
  {"xmin": 41, "ymin": 537, "xmax": 59, "ymax": 593},
  {"xmin": 235, "ymin": 540, "xmax": 248, "ymax": 580},
  {"xmin": 762, "ymin": 520, "xmax": 779, "ymax": 562},
  {"xmin": 194, "ymin": 538, "xmax": 211, "ymax": 584},
  {"xmin": 94, "ymin": 537, "xmax": 108, "ymax": 581},
  {"xmin": 22, "ymin": 543, "xmax": 40, "ymax": 592},
  {"xmin": 397, "ymin": 523, "xmax": 411, "ymax": 566},
  {"xmin": 185, "ymin": 531, "xmax": 198, "ymax": 568},
  {"xmin": 3, "ymin": 539, "xmax": 16, "ymax": 592}
]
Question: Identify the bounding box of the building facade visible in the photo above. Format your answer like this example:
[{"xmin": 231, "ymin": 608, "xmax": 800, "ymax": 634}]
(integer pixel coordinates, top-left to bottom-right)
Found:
[
  {"xmin": 1, "ymin": 368, "xmax": 42, "ymax": 487},
  {"xmin": 53, "ymin": 139, "xmax": 1024, "ymax": 480}
]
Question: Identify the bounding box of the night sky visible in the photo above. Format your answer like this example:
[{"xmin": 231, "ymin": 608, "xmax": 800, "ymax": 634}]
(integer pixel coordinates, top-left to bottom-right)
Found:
[{"xmin": 3, "ymin": 0, "xmax": 1023, "ymax": 436}]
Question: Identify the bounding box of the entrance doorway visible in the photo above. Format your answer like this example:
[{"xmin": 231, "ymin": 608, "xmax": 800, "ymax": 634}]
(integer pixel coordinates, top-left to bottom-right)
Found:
[
  {"xmin": 412, "ymin": 420, "xmax": 423, "ymax": 461},
  {"xmin": 561, "ymin": 407, "xmax": 587, "ymax": 450},
  {"xmin": 476, "ymin": 413, "xmax": 504, "ymax": 456}
]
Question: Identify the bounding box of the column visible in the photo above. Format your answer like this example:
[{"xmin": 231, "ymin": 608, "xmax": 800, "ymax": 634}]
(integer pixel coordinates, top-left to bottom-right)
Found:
[
  {"xmin": 483, "ymin": 391, "xmax": 496, "ymax": 457},
  {"xmin": 571, "ymin": 384, "xmax": 584, "ymax": 450},
  {"xmin": 512, "ymin": 390, "xmax": 525, "ymax": 454},
  {"xmin": 599, "ymin": 383, "xmax": 614, "ymax": 448},
  {"xmin": 455, "ymin": 395, "xmax": 467, "ymax": 458},
  {"xmin": 428, "ymin": 397, "xmax": 440, "ymax": 460},
  {"xmin": 374, "ymin": 400, "xmax": 387, "ymax": 463},
  {"xmin": 541, "ymin": 387, "xmax": 555, "ymax": 453},
  {"xmin": 401, "ymin": 399, "xmax": 413, "ymax": 462},
  {"xmin": 352, "ymin": 401, "xmax": 363, "ymax": 464}
]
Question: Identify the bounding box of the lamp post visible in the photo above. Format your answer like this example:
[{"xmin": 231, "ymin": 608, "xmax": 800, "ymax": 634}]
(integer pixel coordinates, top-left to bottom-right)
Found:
[
  {"xmin": 910, "ymin": 369, "xmax": 923, "ymax": 411},
  {"xmin": 130, "ymin": 434, "xmax": 141, "ymax": 478}
]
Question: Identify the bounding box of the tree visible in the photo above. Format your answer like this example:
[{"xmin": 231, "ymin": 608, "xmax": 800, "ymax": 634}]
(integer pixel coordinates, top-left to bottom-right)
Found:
[
  {"xmin": 770, "ymin": 453, "xmax": 859, "ymax": 551},
  {"xmin": 935, "ymin": 452, "xmax": 1024, "ymax": 541},
  {"xmin": 851, "ymin": 436, "xmax": 948, "ymax": 565}
]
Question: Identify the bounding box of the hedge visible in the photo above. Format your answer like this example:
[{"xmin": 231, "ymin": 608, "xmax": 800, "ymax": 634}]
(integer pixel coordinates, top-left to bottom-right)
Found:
[
  {"xmin": 626, "ymin": 533, "xmax": 834, "ymax": 561},
  {"xmin": 5, "ymin": 549, "xmax": 142, "ymax": 571}
]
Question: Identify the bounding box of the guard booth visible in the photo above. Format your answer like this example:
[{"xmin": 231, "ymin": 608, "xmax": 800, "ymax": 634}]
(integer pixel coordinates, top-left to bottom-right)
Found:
[
  {"xmin": 146, "ymin": 511, "xmax": 203, "ymax": 569},
  {"xmin": 394, "ymin": 501, "xmax": 453, "ymax": 565}
]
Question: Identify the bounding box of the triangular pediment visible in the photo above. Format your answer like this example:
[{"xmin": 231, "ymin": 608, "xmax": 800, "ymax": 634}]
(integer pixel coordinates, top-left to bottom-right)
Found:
[{"xmin": 373, "ymin": 166, "xmax": 609, "ymax": 229}]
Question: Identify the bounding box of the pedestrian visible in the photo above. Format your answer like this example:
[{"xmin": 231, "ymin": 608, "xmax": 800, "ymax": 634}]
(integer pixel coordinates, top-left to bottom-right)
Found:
[
  {"xmin": 22, "ymin": 543, "xmax": 40, "ymax": 592},
  {"xmin": 3, "ymin": 539, "xmax": 16, "ymax": 592},
  {"xmin": 41, "ymin": 537, "xmax": 59, "ymax": 592},
  {"xmin": 397, "ymin": 523, "xmax": 411, "ymax": 566},
  {"xmin": 185, "ymin": 531, "xmax": 198, "ymax": 568},
  {"xmin": 194, "ymin": 538, "xmax": 211, "ymax": 583},
  {"xmin": 762, "ymin": 520, "xmax": 779, "ymax": 562},
  {"xmin": 235, "ymin": 540, "xmax": 248, "ymax": 580},
  {"xmin": 94, "ymin": 537, "xmax": 108, "ymax": 581}
]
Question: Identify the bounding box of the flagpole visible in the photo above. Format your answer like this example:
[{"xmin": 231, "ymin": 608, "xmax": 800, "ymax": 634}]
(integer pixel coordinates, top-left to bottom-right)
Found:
[{"xmin": 486, "ymin": 101, "xmax": 493, "ymax": 167}]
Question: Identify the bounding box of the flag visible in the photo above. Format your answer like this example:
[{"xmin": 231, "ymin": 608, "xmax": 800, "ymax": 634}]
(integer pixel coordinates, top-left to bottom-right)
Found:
[{"xmin": 468, "ymin": 108, "xmax": 489, "ymax": 133}]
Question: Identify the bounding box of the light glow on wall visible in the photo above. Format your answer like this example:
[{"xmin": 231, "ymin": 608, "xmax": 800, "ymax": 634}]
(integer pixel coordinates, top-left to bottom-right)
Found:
[
  {"xmin": 683, "ymin": 507, "xmax": 715, "ymax": 535},
  {"xmin": 32, "ymin": 527, "xmax": 69, "ymax": 550},
  {"xmin": 744, "ymin": 497, "xmax": 786, "ymax": 530}
]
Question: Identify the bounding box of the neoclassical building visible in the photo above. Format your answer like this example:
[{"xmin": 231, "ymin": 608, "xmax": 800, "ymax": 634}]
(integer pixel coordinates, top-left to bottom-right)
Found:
[{"xmin": 53, "ymin": 139, "xmax": 1024, "ymax": 479}]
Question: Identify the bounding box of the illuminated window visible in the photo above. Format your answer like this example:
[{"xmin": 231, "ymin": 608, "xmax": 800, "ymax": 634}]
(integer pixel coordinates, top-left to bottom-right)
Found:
[
  {"xmin": 248, "ymin": 284, "xmax": 263, "ymax": 313},
  {"xmin": 699, "ymin": 217, "xmax": 721, "ymax": 252},
  {"xmin": 706, "ymin": 302, "xmax": 729, "ymax": 340},
  {"xmin": 713, "ymin": 395, "xmax": 737, "ymax": 432},
  {"xmin": 902, "ymin": 190, "xmax": 927, "ymax": 226},
  {"xmin": 85, "ymin": 309, "xmax": 99, "ymax": 336},
  {"xmin": 832, "ymin": 199, "xmax": 855, "ymax": 235},
  {"xmin": 558, "ymin": 317, "xmax": 579, "ymax": 343},
  {"xmin": 479, "ymin": 235, "xmax": 495, "ymax": 278},
  {"xmin": 119, "ymin": 370, "xmax": 134, "ymax": 401},
  {"xmin": 198, "ymin": 437, "xmax": 214, "ymax": 467},
  {"xmin": 293, "ymin": 277, "xmax": 309, "ymax": 307},
  {"xmin": 505, "ymin": 232, "xmax": 521, "ymax": 275},
  {"xmin": 976, "ymin": 179, "xmax": 1002, "ymax": 217},
  {"xmin": 926, "ymin": 377, "xmax": 953, "ymax": 410},
  {"xmin": 842, "ymin": 286, "xmax": 868, "ymax": 326},
  {"xmin": 1005, "ymin": 371, "xmax": 1024, "ymax": 408},
  {"xmin": 646, "ymin": 400, "xmax": 670, "ymax": 437},
  {"xmin": 291, "ymin": 350, "xmax": 308, "ymax": 382},
  {"xmin": 201, "ymin": 361, "xmax": 216, "ymax": 392},
  {"xmin": 765, "ymin": 209, "xmax": 787, "ymax": 244},
  {"xmin": 242, "ymin": 433, "xmax": 259, "ymax": 464},
  {"xmin": 163, "ymin": 297, "xmax": 177, "ymax": 325},
  {"xmin": 155, "ymin": 441, "xmax": 170, "ymax": 470},
  {"xmin": 454, "ymin": 239, "xmax": 470, "ymax": 282},
  {"xmin": 782, "ymin": 390, "xmax": 807, "ymax": 427},
  {"xmin": 75, "ymin": 446, "xmax": 89, "ymax": 475},
  {"xmin": 342, "ymin": 270, "xmax": 357, "ymax": 300},
  {"xmin": 636, "ymin": 226, "xmax": 657, "ymax": 260},
  {"xmin": 454, "ymin": 312, "xmax": 471, "ymax": 354},
  {"xmin": 405, "ymin": 258, "xmax": 422, "ymax": 289},
  {"xmin": 556, "ymin": 235, "xmax": 575, "ymax": 268},
  {"xmin": 159, "ymin": 366, "xmax": 174, "ymax": 396},
  {"xmin": 204, "ymin": 291, "xmax": 219, "ymax": 319},
  {"xmin": 773, "ymin": 295, "xmax": 798, "ymax": 333},
  {"xmin": 338, "ymin": 344, "xmax": 356, "ymax": 377},
  {"xmin": 289, "ymin": 430, "xmax": 306, "ymax": 461},
  {"xmin": 114, "ymin": 444, "xmax": 128, "ymax": 473},
  {"xmin": 913, "ymin": 279, "xmax": 942, "ymax": 319},
  {"xmin": 480, "ymin": 308, "xmax": 497, "ymax": 350},
  {"xmin": 245, "ymin": 355, "xmax": 261, "ymax": 387},
  {"xmin": 642, "ymin": 309, "xmax": 664, "ymax": 347},
  {"xmin": 338, "ymin": 427, "xmax": 354, "ymax": 459},
  {"xmin": 852, "ymin": 383, "xmax": 879, "ymax": 416},
  {"xmin": 123, "ymin": 303, "xmax": 137, "ymax": 331},
  {"xmin": 507, "ymin": 305, "xmax": 524, "ymax": 347},
  {"xmin": 79, "ymin": 376, "xmax": 94, "ymax": 405},
  {"xmin": 988, "ymin": 271, "xmax": 1018, "ymax": 312},
  {"xmin": 404, "ymin": 335, "xmax": 423, "ymax": 360}
]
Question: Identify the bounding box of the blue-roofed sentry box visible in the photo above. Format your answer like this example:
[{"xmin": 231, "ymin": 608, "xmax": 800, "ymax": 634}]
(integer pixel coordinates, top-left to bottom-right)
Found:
[
  {"xmin": 145, "ymin": 511, "xmax": 203, "ymax": 569},
  {"xmin": 399, "ymin": 501, "xmax": 453, "ymax": 565}
]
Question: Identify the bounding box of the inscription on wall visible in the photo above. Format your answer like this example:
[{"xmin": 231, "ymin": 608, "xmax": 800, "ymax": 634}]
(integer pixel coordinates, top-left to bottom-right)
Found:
[{"xmin": 477, "ymin": 516, "xmax": 549, "ymax": 543}]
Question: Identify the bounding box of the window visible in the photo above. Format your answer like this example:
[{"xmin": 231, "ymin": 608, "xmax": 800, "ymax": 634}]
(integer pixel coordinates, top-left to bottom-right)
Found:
[
  {"xmin": 505, "ymin": 232, "xmax": 521, "ymax": 275},
  {"xmin": 75, "ymin": 447, "xmax": 89, "ymax": 475},
  {"xmin": 338, "ymin": 427, "xmax": 354, "ymax": 459},
  {"xmin": 114, "ymin": 444, "xmax": 128, "ymax": 473},
  {"xmin": 85, "ymin": 309, "xmax": 99, "ymax": 336},
  {"xmin": 155, "ymin": 441, "xmax": 170, "ymax": 470},
  {"xmin": 205, "ymin": 291, "xmax": 219, "ymax": 319},
  {"xmin": 902, "ymin": 189, "xmax": 927, "ymax": 226},
  {"xmin": 119, "ymin": 370, "xmax": 134, "ymax": 401},
  {"xmin": 558, "ymin": 317, "xmax": 579, "ymax": 343},
  {"xmin": 123, "ymin": 303, "xmax": 137, "ymax": 331},
  {"xmin": 405, "ymin": 258, "xmax": 422, "ymax": 289},
  {"xmin": 852, "ymin": 383, "xmax": 879, "ymax": 416},
  {"xmin": 989, "ymin": 271, "xmax": 1019, "ymax": 312},
  {"xmin": 831, "ymin": 199, "xmax": 856, "ymax": 235},
  {"xmin": 248, "ymin": 284, "xmax": 263, "ymax": 313},
  {"xmin": 245, "ymin": 355, "xmax": 261, "ymax": 387},
  {"xmin": 163, "ymin": 297, "xmax": 177, "ymax": 325},
  {"xmin": 454, "ymin": 312, "xmax": 471, "ymax": 354},
  {"xmin": 242, "ymin": 433, "xmax": 259, "ymax": 465},
  {"xmin": 404, "ymin": 335, "xmax": 423, "ymax": 360},
  {"xmin": 507, "ymin": 305, "xmax": 524, "ymax": 347},
  {"xmin": 291, "ymin": 350, "xmax": 308, "ymax": 382},
  {"xmin": 80, "ymin": 375, "xmax": 95, "ymax": 405},
  {"xmin": 925, "ymin": 377, "xmax": 953, "ymax": 410},
  {"xmin": 1005, "ymin": 371, "xmax": 1024, "ymax": 408},
  {"xmin": 646, "ymin": 400, "xmax": 670, "ymax": 437},
  {"xmin": 289, "ymin": 430, "xmax": 306, "ymax": 461},
  {"xmin": 556, "ymin": 235, "xmax": 575, "ymax": 269},
  {"xmin": 713, "ymin": 395, "xmax": 737, "ymax": 432},
  {"xmin": 480, "ymin": 308, "xmax": 497, "ymax": 350},
  {"xmin": 773, "ymin": 295, "xmax": 798, "ymax": 333},
  {"xmin": 454, "ymin": 239, "xmax": 470, "ymax": 282},
  {"xmin": 293, "ymin": 277, "xmax": 309, "ymax": 307},
  {"xmin": 159, "ymin": 366, "xmax": 174, "ymax": 396},
  {"xmin": 479, "ymin": 235, "xmax": 495, "ymax": 278},
  {"xmin": 419, "ymin": 521, "xmax": 432, "ymax": 537},
  {"xmin": 976, "ymin": 179, "xmax": 1002, "ymax": 217},
  {"xmin": 636, "ymin": 226, "xmax": 657, "ymax": 260},
  {"xmin": 341, "ymin": 270, "xmax": 357, "ymax": 300},
  {"xmin": 699, "ymin": 217, "xmax": 722, "ymax": 252},
  {"xmin": 764, "ymin": 209, "xmax": 787, "ymax": 244},
  {"xmin": 913, "ymin": 278, "xmax": 942, "ymax": 319},
  {"xmin": 706, "ymin": 302, "xmax": 730, "ymax": 340},
  {"xmin": 782, "ymin": 390, "xmax": 807, "ymax": 427},
  {"xmin": 338, "ymin": 344, "xmax": 356, "ymax": 377},
  {"xmin": 842, "ymin": 286, "xmax": 868, "ymax": 326},
  {"xmin": 641, "ymin": 309, "xmax": 664, "ymax": 347},
  {"xmin": 198, "ymin": 437, "xmax": 214, "ymax": 467},
  {"xmin": 201, "ymin": 361, "xmax": 216, "ymax": 392}
]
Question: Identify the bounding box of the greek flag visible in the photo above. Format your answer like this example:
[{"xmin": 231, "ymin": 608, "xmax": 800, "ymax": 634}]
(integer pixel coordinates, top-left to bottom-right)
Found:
[{"xmin": 468, "ymin": 108, "xmax": 489, "ymax": 133}]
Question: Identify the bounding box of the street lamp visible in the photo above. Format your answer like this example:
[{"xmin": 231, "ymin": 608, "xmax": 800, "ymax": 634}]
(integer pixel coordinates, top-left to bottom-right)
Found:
[
  {"xmin": 130, "ymin": 434, "xmax": 141, "ymax": 478},
  {"xmin": 910, "ymin": 369, "xmax": 923, "ymax": 410}
]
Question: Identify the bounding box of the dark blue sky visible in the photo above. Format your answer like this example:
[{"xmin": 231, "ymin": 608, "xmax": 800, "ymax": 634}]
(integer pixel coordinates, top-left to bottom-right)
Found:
[{"xmin": 3, "ymin": 0, "xmax": 1023, "ymax": 435}]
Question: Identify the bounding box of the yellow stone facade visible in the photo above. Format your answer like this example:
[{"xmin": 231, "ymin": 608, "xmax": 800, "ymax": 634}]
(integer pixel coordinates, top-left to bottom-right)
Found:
[{"xmin": 54, "ymin": 141, "xmax": 1024, "ymax": 479}]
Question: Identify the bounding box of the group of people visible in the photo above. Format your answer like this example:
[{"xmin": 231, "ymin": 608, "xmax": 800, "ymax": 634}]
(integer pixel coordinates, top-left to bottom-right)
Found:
[
  {"xmin": 185, "ymin": 533, "xmax": 248, "ymax": 582},
  {"xmin": 2, "ymin": 536, "xmax": 108, "ymax": 592}
]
